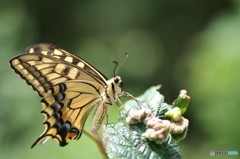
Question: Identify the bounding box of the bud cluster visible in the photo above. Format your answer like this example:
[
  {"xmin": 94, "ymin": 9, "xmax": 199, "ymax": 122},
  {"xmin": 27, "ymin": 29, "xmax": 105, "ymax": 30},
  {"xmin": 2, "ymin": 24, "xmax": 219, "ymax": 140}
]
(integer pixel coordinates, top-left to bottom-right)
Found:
[{"xmin": 126, "ymin": 108, "xmax": 189, "ymax": 144}]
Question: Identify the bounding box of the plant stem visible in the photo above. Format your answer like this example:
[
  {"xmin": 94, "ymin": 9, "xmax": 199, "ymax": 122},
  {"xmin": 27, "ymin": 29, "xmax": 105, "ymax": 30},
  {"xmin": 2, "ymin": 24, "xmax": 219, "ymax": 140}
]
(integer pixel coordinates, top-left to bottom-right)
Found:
[{"xmin": 83, "ymin": 129, "xmax": 108, "ymax": 159}]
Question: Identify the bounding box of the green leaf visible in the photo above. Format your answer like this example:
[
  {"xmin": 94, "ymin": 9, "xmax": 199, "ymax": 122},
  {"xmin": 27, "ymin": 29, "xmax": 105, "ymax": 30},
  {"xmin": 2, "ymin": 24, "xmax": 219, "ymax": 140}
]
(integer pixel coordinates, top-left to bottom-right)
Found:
[
  {"xmin": 172, "ymin": 90, "xmax": 190, "ymax": 115},
  {"xmin": 105, "ymin": 123, "xmax": 183, "ymax": 159},
  {"xmin": 105, "ymin": 86, "xmax": 189, "ymax": 159}
]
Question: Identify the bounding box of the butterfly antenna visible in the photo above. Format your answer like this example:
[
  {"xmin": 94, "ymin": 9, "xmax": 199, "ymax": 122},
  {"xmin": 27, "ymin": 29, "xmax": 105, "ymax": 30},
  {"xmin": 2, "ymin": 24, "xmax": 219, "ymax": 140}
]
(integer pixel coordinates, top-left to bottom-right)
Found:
[
  {"xmin": 113, "ymin": 53, "xmax": 128, "ymax": 76},
  {"xmin": 113, "ymin": 61, "xmax": 118, "ymax": 77}
]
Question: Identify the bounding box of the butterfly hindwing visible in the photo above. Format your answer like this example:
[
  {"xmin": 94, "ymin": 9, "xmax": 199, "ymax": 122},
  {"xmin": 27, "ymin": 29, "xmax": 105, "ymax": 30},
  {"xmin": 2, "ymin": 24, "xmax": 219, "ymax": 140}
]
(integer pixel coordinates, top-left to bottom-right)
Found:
[{"xmin": 31, "ymin": 80, "xmax": 104, "ymax": 147}]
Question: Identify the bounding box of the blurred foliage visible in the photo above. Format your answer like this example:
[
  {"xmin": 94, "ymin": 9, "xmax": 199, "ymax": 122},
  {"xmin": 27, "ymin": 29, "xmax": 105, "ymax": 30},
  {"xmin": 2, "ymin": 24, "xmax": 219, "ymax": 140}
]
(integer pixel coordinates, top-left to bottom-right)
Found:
[{"xmin": 0, "ymin": 0, "xmax": 238, "ymax": 159}]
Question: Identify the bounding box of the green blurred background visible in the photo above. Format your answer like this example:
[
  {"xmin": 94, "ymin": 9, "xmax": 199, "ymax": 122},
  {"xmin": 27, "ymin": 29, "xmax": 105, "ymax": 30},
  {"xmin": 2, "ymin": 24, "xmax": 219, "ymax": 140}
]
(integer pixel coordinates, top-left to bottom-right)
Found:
[{"xmin": 1, "ymin": 0, "xmax": 239, "ymax": 158}]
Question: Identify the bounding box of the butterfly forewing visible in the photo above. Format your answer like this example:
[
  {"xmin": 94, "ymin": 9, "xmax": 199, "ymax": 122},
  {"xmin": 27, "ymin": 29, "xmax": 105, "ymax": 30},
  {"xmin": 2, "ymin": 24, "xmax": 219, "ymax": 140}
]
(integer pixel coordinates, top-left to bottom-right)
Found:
[
  {"xmin": 9, "ymin": 43, "xmax": 117, "ymax": 147},
  {"xmin": 26, "ymin": 43, "xmax": 107, "ymax": 86},
  {"xmin": 10, "ymin": 44, "xmax": 108, "ymax": 97}
]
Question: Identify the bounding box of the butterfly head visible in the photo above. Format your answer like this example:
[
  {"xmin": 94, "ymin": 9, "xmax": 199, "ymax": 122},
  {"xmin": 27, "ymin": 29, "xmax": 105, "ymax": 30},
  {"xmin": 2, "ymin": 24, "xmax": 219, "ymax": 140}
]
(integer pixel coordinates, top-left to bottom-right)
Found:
[
  {"xmin": 109, "ymin": 54, "xmax": 128, "ymax": 102},
  {"xmin": 114, "ymin": 76, "xmax": 123, "ymax": 88},
  {"xmin": 106, "ymin": 75, "xmax": 123, "ymax": 103}
]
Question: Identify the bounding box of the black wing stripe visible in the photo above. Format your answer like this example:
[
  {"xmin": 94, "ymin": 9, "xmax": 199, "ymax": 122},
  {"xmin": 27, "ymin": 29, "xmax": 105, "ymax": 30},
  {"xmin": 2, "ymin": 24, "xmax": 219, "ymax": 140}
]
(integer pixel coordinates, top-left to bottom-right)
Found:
[
  {"xmin": 10, "ymin": 58, "xmax": 51, "ymax": 97},
  {"xmin": 10, "ymin": 54, "xmax": 107, "ymax": 96}
]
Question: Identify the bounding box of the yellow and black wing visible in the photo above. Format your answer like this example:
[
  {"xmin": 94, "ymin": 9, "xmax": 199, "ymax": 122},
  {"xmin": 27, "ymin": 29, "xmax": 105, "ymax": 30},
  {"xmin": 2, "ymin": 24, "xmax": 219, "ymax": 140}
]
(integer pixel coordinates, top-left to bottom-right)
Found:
[
  {"xmin": 9, "ymin": 43, "xmax": 108, "ymax": 147},
  {"xmin": 10, "ymin": 43, "xmax": 107, "ymax": 97},
  {"xmin": 33, "ymin": 80, "xmax": 104, "ymax": 147}
]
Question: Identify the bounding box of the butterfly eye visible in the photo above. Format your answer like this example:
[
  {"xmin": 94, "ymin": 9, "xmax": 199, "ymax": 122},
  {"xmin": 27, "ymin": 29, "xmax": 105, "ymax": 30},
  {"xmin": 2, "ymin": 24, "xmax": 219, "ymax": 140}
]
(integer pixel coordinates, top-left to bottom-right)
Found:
[
  {"xmin": 119, "ymin": 81, "xmax": 123, "ymax": 88},
  {"xmin": 114, "ymin": 77, "xmax": 119, "ymax": 83},
  {"xmin": 114, "ymin": 77, "xmax": 123, "ymax": 88}
]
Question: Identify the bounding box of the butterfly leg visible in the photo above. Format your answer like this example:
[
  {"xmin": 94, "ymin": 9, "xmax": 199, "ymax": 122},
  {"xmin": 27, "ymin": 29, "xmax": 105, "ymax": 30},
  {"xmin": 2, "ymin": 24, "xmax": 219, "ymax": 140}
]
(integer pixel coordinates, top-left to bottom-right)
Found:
[
  {"xmin": 91, "ymin": 103, "xmax": 107, "ymax": 142},
  {"xmin": 121, "ymin": 91, "xmax": 144, "ymax": 108},
  {"xmin": 91, "ymin": 103, "xmax": 108, "ymax": 157}
]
